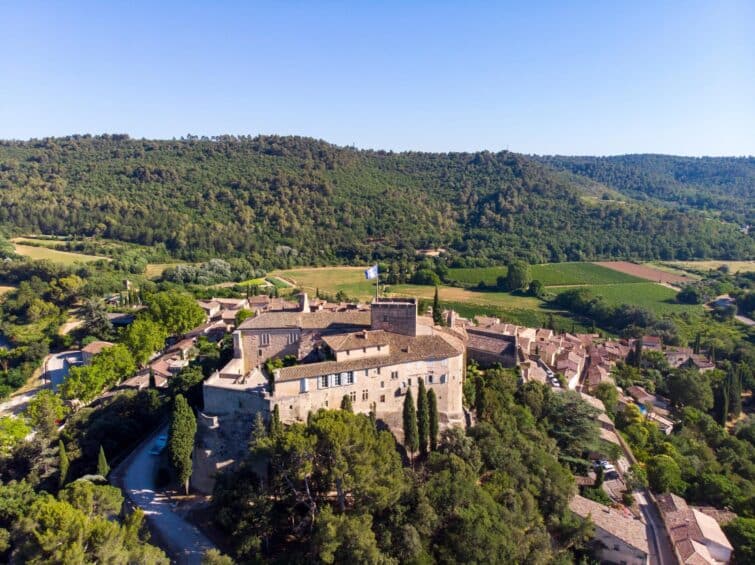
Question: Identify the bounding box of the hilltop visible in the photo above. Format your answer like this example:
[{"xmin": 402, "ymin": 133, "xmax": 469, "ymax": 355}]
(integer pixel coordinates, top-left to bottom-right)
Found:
[{"xmin": 0, "ymin": 135, "xmax": 752, "ymax": 268}]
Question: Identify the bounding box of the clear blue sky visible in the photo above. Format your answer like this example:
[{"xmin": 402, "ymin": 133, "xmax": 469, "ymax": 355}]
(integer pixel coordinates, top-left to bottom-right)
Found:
[{"xmin": 1, "ymin": 0, "xmax": 753, "ymax": 155}]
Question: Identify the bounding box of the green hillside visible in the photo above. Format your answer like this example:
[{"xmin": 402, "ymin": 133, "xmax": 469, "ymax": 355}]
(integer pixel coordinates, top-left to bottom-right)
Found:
[{"xmin": 0, "ymin": 135, "xmax": 752, "ymax": 268}]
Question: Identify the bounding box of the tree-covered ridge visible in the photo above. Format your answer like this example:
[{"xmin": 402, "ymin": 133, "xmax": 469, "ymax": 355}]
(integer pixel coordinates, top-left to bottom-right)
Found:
[
  {"xmin": 534, "ymin": 154, "xmax": 755, "ymax": 225},
  {"xmin": 0, "ymin": 135, "xmax": 752, "ymax": 267}
]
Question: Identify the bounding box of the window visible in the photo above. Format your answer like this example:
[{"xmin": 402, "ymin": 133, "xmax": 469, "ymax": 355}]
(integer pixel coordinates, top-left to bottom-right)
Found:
[
  {"xmin": 333, "ymin": 373, "xmax": 342, "ymax": 386},
  {"xmin": 287, "ymin": 332, "xmax": 297, "ymax": 345},
  {"xmin": 390, "ymin": 370, "xmax": 399, "ymax": 380},
  {"xmin": 258, "ymin": 349, "xmax": 262, "ymax": 357},
  {"xmin": 428, "ymin": 374, "xmax": 434, "ymax": 384},
  {"xmin": 363, "ymin": 348, "xmax": 367, "ymax": 353},
  {"xmin": 380, "ymin": 381, "xmax": 385, "ymax": 389},
  {"xmin": 325, "ymin": 400, "xmax": 329, "ymax": 407},
  {"xmin": 300, "ymin": 379, "xmax": 309, "ymax": 393},
  {"xmin": 408, "ymin": 378, "xmax": 412, "ymax": 387},
  {"xmin": 346, "ymin": 350, "xmax": 350, "ymax": 356},
  {"xmin": 440, "ymin": 374, "xmax": 446, "ymax": 384},
  {"xmin": 364, "ymin": 369, "xmax": 369, "ymax": 377},
  {"xmin": 383, "ymin": 315, "xmax": 389, "ymax": 322},
  {"xmin": 362, "ymin": 389, "xmax": 369, "ymax": 401},
  {"xmin": 380, "ymin": 394, "xmax": 386, "ymax": 403},
  {"xmin": 260, "ymin": 333, "xmax": 270, "ymax": 346},
  {"xmin": 320, "ymin": 375, "xmax": 329, "ymax": 389},
  {"xmin": 349, "ymin": 391, "xmax": 357, "ymax": 402},
  {"xmin": 377, "ymin": 345, "xmax": 382, "ymax": 352},
  {"xmin": 377, "ymin": 367, "xmax": 381, "ymax": 375},
  {"xmin": 346, "ymin": 372, "xmax": 355, "ymax": 385}
]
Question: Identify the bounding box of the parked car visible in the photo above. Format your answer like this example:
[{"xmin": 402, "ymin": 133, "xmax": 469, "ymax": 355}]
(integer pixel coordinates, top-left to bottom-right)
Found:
[{"xmin": 149, "ymin": 434, "xmax": 168, "ymax": 455}]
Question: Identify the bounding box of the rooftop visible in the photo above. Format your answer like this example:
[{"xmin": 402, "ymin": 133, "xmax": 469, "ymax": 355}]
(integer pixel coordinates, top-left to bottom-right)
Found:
[
  {"xmin": 81, "ymin": 340, "xmax": 115, "ymax": 355},
  {"xmin": 569, "ymin": 495, "xmax": 649, "ymax": 555},
  {"xmin": 237, "ymin": 309, "xmax": 370, "ymax": 331},
  {"xmin": 322, "ymin": 329, "xmax": 391, "ymax": 352},
  {"xmin": 275, "ymin": 331, "xmax": 464, "ymax": 382}
]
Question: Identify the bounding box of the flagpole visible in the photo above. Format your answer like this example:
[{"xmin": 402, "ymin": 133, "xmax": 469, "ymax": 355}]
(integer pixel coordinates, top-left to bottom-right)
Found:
[{"xmin": 375, "ymin": 266, "xmax": 379, "ymax": 303}]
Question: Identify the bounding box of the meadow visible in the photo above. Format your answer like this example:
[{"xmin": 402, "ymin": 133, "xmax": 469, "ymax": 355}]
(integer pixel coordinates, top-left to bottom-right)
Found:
[
  {"xmin": 447, "ymin": 262, "xmax": 644, "ymax": 287},
  {"xmin": 13, "ymin": 243, "xmax": 107, "ymax": 265},
  {"xmin": 663, "ymin": 260, "xmax": 755, "ymax": 274}
]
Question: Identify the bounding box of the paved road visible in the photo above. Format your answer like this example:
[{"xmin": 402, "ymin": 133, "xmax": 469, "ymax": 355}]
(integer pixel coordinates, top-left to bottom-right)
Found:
[
  {"xmin": 120, "ymin": 424, "xmax": 216, "ymax": 564},
  {"xmin": 635, "ymin": 490, "xmax": 676, "ymax": 565}
]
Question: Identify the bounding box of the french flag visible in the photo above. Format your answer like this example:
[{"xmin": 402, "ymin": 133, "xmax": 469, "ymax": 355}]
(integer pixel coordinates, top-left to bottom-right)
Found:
[{"xmin": 364, "ymin": 264, "xmax": 379, "ymax": 280}]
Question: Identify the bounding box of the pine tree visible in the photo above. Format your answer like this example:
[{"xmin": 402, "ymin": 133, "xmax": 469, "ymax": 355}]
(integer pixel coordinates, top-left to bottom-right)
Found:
[
  {"xmin": 97, "ymin": 444, "xmax": 110, "ymax": 477},
  {"xmin": 168, "ymin": 394, "xmax": 197, "ymax": 494},
  {"xmin": 693, "ymin": 333, "xmax": 701, "ymax": 355},
  {"xmin": 721, "ymin": 380, "xmax": 730, "ymax": 426},
  {"xmin": 270, "ymin": 404, "xmax": 282, "ymax": 436},
  {"xmin": 432, "ymin": 286, "xmax": 443, "ymax": 326},
  {"xmin": 427, "ymin": 388, "xmax": 439, "ymax": 451},
  {"xmin": 340, "ymin": 394, "xmax": 353, "ymax": 412},
  {"xmin": 58, "ymin": 440, "xmax": 69, "ymax": 488},
  {"xmin": 403, "ymin": 389, "xmax": 418, "ymax": 461},
  {"xmin": 417, "ymin": 380, "xmax": 429, "ymax": 457},
  {"xmin": 148, "ymin": 367, "xmax": 156, "ymax": 389}
]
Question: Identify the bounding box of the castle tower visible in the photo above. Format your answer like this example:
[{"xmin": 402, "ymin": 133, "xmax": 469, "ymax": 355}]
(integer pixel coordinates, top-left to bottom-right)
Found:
[{"xmin": 370, "ymin": 298, "xmax": 417, "ymax": 336}]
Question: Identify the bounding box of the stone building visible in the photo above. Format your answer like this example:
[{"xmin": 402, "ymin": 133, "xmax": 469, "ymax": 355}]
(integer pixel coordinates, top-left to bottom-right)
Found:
[{"xmin": 196, "ymin": 298, "xmax": 466, "ymax": 492}]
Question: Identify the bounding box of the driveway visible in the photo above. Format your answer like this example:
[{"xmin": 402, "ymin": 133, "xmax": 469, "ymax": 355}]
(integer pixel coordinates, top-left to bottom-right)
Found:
[
  {"xmin": 118, "ymin": 424, "xmax": 216, "ymax": 564},
  {"xmin": 634, "ymin": 490, "xmax": 676, "ymax": 565}
]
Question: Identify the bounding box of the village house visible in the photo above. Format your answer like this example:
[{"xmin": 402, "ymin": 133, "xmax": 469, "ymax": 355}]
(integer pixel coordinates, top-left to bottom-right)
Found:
[
  {"xmin": 569, "ymin": 495, "xmax": 650, "ymax": 565},
  {"xmin": 81, "ymin": 340, "xmax": 114, "ymax": 365},
  {"xmin": 656, "ymin": 493, "xmax": 733, "ymax": 564}
]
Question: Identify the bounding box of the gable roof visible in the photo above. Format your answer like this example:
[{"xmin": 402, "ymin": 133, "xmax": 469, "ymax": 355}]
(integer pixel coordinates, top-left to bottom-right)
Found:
[
  {"xmin": 275, "ymin": 332, "xmax": 463, "ymax": 382},
  {"xmin": 569, "ymin": 495, "xmax": 649, "ymax": 554},
  {"xmin": 322, "ymin": 330, "xmax": 391, "ymax": 352}
]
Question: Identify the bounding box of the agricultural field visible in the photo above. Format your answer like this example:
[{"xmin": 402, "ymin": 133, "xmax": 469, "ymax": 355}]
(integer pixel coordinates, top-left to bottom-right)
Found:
[
  {"xmin": 663, "ymin": 260, "xmax": 755, "ymax": 274},
  {"xmin": 550, "ymin": 282, "xmax": 702, "ymax": 316},
  {"xmin": 271, "ymin": 267, "xmax": 373, "ymax": 298},
  {"xmin": 595, "ymin": 261, "xmax": 692, "ymax": 284},
  {"xmin": 12, "ymin": 243, "xmax": 107, "ymax": 265},
  {"xmin": 11, "ymin": 236, "xmax": 68, "ymax": 248},
  {"xmin": 448, "ymin": 262, "xmax": 644, "ymax": 287}
]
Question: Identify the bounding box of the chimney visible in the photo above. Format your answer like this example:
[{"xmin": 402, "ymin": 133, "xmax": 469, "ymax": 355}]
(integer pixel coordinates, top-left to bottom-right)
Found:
[
  {"xmin": 299, "ymin": 292, "xmax": 310, "ymax": 313},
  {"xmin": 446, "ymin": 310, "xmax": 457, "ymax": 327}
]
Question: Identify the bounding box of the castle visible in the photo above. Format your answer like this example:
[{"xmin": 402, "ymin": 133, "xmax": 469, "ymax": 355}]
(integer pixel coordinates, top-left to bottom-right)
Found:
[{"xmin": 193, "ymin": 298, "xmax": 466, "ymax": 491}]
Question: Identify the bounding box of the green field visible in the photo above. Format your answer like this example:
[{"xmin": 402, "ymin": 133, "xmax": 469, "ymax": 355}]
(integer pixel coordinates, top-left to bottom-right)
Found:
[
  {"xmin": 550, "ymin": 282, "xmax": 702, "ymax": 315},
  {"xmin": 448, "ymin": 262, "xmax": 644, "ymax": 287},
  {"xmin": 13, "ymin": 243, "xmax": 107, "ymax": 265}
]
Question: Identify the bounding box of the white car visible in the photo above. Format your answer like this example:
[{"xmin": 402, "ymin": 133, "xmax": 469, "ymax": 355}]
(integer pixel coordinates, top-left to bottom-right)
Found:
[{"xmin": 149, "ymin": 434, "xmax": 168, "ymax": 456}]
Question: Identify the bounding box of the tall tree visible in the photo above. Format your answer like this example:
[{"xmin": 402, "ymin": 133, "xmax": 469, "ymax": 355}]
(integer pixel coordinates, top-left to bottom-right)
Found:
[
  {"xmin": 148, "ymin": 367, "xmax": 156, "ymax": 389},
  {"xmin": 504, "ymin": 260, "xmax": 531, "ymax": 291},
  {"xmin": 432, "ymin": 286, "xmax": 443, "ymax": 326},
  {"xmin": 403, "ymin": 389, "xmax": 419, "ymax": 461},
  {"xmin": 58, "ymin": 440, "xmax": 69, "ymax": 488},
  {"xmin": 427, "ymin": 388, "xmax": 439, "ymax": 451},
  {"xmin": 124, "ymin": 318, "xmax": 168, "ymax": 367},
  {"xmin": 730, "ymin": 365, "xmax": 743, "ymax": 418},
  {"xmin": 417, "ymin": 380, "xmax": 429, "ymax": 457},
  {"xmin": 633, "ymin": 338, "xmax": 643, "ymax": 368},
  {"xmin": 168, "ymin": 394, "xmax": 197, "ymax": 494},
  {"xmin": 270, "ymin": 404, "xmax": 282, "ymax": 437},
  {"xmin": 340, "ymin": 394, "xmax": 353, "ymax": 412},
  {"xmin": 97, "ymin": 445, "xmax": 110, "ymax": 477}
]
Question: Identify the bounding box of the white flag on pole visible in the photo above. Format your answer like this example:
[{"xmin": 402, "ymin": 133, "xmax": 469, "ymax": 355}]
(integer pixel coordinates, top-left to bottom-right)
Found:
[{"xmin": 364, "ymin": 264, "xmax": 379, "ymax": 280}]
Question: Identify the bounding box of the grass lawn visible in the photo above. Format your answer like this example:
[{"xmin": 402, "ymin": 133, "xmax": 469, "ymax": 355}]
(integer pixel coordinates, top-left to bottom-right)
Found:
[
  {"xmin": 13, "ymin": 243, "xmax": 106, "ymax": 265},
  {"xmin": 549, "ymin": 282, "xmax": 702, "ymax": 316},
  {"xmin": 271, "ymin": 267, "xmax": 372, "ymax": 297},
  {"xmin": 448, "ymin": 262, "xmax": 644, "ymax": 287}
]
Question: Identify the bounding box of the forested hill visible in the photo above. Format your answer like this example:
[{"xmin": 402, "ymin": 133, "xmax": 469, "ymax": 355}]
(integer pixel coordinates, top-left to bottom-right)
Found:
[
  {"xmin": 0, "ymin": 135, "xmax": 752, "ymax": 268},
  {"xmin": 533, "ymin": 154, "xmax": 755, "ymax": 225}
]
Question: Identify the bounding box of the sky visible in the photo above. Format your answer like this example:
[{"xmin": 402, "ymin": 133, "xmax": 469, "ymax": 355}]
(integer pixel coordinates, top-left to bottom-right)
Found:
[{"xmin": 1, "ymin": 0, "xmax": 753, "ymax": 155}]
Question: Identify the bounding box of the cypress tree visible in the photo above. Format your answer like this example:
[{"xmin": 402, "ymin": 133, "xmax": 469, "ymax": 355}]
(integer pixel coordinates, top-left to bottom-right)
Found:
[
  {"xmin": 97, "ymin": 444, "xmax": 110, "ymax": 477},
  {"xmin": 417, "ymin": 380, "xmax": 429, "ymax": 457},
  {"xmin": 721, "ymin": 379, "xmax": 730, "ymax": 426},
  {"xmin": 634, "ymin": 338, "xmax": 643, "ymax": 368},
  {"xmin": 270, "ymin": 404, "xmax": 282, "ymax": 436},
  {"xmin": 403, "ymin": 389, "xmax": 418, "ymax": 461},
  {"xmin": 168, "ymin": 394, "xmax": 197, "ymax": 494},
  {"xmin": 250, "ymin": 411, "xmax": 267, "ymax": 448},
  {"xmin": 148, "ymin": 367, "xmax": 156, "ymax": 389},
  {"xmin": 428, "ymin": 388, "xmax": 439, "ymax": 451},
  {"xmin": 432, "ymin": 286, "xmax": 443, "ymax": 326},
  {"xmin": 730, "ymin": 365, "xmax": 743, "ymax": 418},
  {"xmin": 58, "ymin": 440, "xmax": 69, "ymax": 488},
  {"xmin": 340, "ymin": 394, "xmax": 353, "ymax": 412},
  {"xmin": 693, "ymin": 333, "xmax": 701, "ymax": 355}
]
